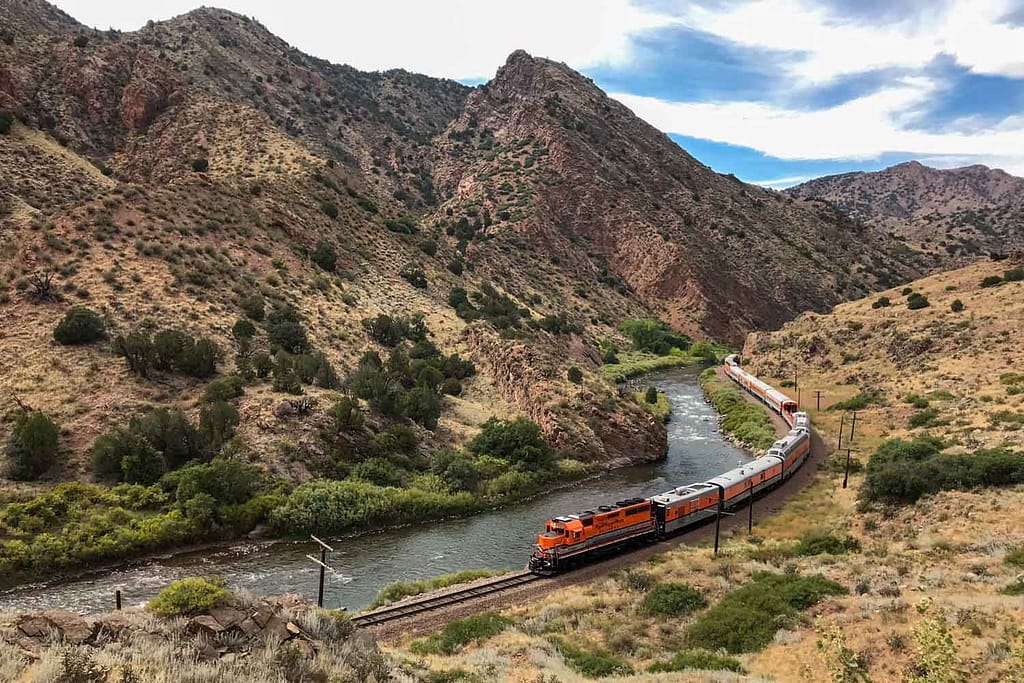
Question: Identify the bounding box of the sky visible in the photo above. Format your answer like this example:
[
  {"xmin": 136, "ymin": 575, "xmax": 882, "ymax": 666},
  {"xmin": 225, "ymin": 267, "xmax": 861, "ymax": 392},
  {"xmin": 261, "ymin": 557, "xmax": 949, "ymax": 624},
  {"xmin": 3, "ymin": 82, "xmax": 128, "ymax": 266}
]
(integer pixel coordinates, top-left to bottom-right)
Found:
[{"xmin": 53, "ymin": 0, "xmax": 1024, "ymax": 187}]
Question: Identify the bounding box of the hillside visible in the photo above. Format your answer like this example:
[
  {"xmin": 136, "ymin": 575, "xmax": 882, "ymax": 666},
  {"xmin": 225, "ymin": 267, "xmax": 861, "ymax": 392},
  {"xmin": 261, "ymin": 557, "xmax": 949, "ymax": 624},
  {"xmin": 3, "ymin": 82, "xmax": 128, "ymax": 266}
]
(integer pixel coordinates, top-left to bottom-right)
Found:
[
  {"xmin": 789, "ymin": 161, "xmax": 1024, "ymax": 261},
  {"xmin": 0, "ymin": 0, "xmax": 930, "ymax": 483}
]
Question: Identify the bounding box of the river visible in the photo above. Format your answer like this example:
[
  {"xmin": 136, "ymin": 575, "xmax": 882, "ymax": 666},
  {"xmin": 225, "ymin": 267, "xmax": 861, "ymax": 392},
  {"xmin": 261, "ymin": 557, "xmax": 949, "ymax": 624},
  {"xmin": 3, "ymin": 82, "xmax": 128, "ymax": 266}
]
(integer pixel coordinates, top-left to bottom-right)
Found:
[{"xmin": 0, "ymin": 366, "xmax": 749, "ymax": 615}]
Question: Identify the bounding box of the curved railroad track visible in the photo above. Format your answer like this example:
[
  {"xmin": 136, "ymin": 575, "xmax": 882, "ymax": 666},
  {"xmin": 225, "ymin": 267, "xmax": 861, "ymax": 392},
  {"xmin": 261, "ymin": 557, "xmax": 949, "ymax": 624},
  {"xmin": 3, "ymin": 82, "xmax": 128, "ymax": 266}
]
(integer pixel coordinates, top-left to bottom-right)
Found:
[{"xmin": 351, "ymin": 571, "xmax": 541, "ymax": 628}]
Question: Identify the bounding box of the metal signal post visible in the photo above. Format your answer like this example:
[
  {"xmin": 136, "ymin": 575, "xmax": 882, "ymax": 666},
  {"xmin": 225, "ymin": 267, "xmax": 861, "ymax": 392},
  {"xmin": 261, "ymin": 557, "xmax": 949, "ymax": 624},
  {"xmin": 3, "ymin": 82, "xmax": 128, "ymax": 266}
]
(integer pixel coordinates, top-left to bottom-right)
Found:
[{"xmin": 307, "ymin": 535, "xmax": 335, "ymax": 608}]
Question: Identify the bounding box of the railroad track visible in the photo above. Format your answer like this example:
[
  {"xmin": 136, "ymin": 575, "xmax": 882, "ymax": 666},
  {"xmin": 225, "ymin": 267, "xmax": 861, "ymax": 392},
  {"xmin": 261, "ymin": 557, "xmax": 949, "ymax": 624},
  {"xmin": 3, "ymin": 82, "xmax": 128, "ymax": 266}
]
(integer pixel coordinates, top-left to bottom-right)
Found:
[{"xmin": 351, "ymin": 571, "xmax": 542, "ymax": 628}]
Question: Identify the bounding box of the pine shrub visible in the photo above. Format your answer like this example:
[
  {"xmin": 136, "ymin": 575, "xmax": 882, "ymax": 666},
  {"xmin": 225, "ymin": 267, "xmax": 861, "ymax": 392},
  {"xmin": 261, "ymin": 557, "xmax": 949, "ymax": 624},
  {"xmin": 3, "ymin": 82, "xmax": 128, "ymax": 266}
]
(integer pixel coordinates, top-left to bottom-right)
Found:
[
  {"xmin": 4, "ymin": 411, "xmax": 60, "ymax": 480},
  {"xmin": 53, "ymin": 307, "xmax": 105, "ymax": 345}
]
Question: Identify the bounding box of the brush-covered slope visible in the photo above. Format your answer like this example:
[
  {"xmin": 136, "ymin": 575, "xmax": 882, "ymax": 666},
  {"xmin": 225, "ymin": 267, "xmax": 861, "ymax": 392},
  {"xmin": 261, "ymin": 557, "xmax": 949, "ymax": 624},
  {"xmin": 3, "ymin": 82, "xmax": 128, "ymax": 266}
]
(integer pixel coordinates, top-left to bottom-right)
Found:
[{"xmin": 789, "ymin": 161, "xmax": 1024, "ymax": 261}]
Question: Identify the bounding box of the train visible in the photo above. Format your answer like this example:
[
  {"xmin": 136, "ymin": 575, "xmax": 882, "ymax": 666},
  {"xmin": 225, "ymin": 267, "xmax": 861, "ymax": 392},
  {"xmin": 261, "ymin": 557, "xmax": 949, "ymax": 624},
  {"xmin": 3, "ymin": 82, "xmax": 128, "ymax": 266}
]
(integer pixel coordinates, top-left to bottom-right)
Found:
[{"xmin": 529, "ymin": 355, "xmax": 812, "ymax": 574}]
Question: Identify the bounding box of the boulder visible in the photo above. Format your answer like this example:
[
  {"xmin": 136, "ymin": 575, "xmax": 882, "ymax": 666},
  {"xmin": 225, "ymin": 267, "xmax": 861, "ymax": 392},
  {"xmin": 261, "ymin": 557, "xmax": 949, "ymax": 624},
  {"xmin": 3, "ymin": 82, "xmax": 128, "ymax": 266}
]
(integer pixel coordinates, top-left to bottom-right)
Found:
[
  {"xmin": 186, "ymin": 614, "xmax": 226, "ymax": 637},
  {"xmin": 16, "ymin": 611, "xmax": 94, "ymax": 644}
]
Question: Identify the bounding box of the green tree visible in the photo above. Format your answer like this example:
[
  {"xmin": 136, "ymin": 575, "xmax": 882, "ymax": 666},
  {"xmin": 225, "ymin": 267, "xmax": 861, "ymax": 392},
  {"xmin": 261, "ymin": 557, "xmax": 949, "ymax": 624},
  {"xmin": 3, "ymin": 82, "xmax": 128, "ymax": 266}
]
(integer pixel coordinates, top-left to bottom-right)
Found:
[
  {"xmin": 114, "ymin": 333, "xmax": 155, "ymax": 377},
  {"xmin": 330, "ymin": 397, "xmax": 364, "ymax": 432},
  {"xmin": 645, "ymin": 386, "xmax": 659, "ymax": 404},
  {"xmin": 241, "ymin": 293, "xmax": 265, "ymax": 321},
  {"xmin": 4, "ymin": 411, "xmax": 59, "ymax": 480},
  {"xmin": 468, "ymin": 417, "xmax": 549, "ymax": 467},
  {"xmin": 950, "ymin": 299, "xmax": 964, "ymax": 312},
  {"xmin": 232, "ymin": 318, "xmax": 256, "ymax": 341},
  {"xmin": 120, "ymin": 435, "xmax": 167, "ymax": 485},
  {"xmin": 618, "ymin": 318, "xmax": 690, "ymax": 354},
  {"xmin": 53, "ymin": 307, "xmax": 105, "ymax": 345},
  {"xmin": 404, "ymin": 386, "xmax": 442, "ymax": 430},
  {"xmin": 134, "ymin": 408, "xmax": 201, "ymax": 470}
]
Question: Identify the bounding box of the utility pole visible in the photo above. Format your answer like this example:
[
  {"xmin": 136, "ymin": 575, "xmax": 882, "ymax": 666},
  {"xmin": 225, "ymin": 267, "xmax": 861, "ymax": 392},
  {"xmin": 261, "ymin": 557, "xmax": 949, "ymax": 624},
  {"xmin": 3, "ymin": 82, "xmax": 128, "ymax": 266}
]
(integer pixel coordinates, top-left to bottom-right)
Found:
[
  {"xmin": 713, "ymin": 490, "xmax": 723, "ymax": 555},
  {"xmin": 849, "ymin": 411, "xmax": 858, "ymax": 445},
  {"xmin": 794, "ymin": 368, "xmax": 798, "ymax": 389},
  {"xmin": 797, "ymin": 387, "xmax": 802, "ymax": 410},
  {"xmin": 816, "ymin": 390, "xmax": 822, "ymax": 411},
  {"xmin": 747, "ymin": 481, "xmax": 753, "ymax": 534},
  {"xmin": 837, "ymin": 413, "xmax": 846, "ymax": 450},
  {"xmin": 843, "ymin": 448, "xmax": 853, "ymax": 489},
  {"xmin": 307, "ymin": 535, "xmax": 335, "ymax": 608}
]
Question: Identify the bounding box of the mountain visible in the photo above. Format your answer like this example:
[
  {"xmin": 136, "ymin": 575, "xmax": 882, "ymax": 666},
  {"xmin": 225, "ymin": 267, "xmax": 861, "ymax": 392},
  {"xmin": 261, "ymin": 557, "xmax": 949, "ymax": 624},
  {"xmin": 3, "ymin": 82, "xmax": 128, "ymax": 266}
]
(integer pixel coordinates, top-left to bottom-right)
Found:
[
  {"xmin": 0, "ymin": 1, "xmax": 923, "ymax": 475},
  {"xmin": 788, "ymin": 161, "xmax": 1024, "ymax": 260}
]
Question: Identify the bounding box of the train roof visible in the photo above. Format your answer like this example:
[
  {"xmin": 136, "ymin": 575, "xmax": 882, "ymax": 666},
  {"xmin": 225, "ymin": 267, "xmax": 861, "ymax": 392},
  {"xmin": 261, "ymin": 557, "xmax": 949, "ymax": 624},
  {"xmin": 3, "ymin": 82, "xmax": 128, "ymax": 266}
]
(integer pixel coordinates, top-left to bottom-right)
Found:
[
  {"xmin": 766, "ymin": 388, "xmax": 795, "ymax": 405},
  {"xmin": 550, "ymin": 497, "xmax": 649, "ymax": 523},
  {"xmin": 706, "ymin": 457, "xmax": 780, "ymax": 488},
  {"xmin": 650, "ymin": 481, "xmax": 716, "ymax": 505}
]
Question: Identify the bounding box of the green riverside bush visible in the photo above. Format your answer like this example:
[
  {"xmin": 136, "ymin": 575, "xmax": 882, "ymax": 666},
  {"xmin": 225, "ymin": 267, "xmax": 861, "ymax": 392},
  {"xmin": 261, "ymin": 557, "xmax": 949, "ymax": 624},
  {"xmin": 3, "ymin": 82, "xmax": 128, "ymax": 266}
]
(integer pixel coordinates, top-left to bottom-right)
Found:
[
  {"xmin": 552, "ymin": 640, "xmax": 633, "ymax": 678},
  {"xmin": 794, "ymin": 529, "xmax": 861, "ymax": 556},
  {"xmin": 149, "ymin": 577, "xmax": 230, "ymax": 616},
  {"xmin": 371, "ymin": 569, "xmax": 501, "ymax": 608},
  {"xmin": 700, "ymin": 369, "xmax": 775, "ymax": 450}
]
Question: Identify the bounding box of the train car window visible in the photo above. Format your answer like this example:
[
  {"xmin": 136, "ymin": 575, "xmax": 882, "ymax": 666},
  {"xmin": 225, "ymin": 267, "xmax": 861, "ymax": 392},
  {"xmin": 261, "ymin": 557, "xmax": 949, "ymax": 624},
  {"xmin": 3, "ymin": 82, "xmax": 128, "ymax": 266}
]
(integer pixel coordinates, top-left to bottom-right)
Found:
[{"xmin": 581, "ymin": 518, "xmax": 594, "ymax": 527}]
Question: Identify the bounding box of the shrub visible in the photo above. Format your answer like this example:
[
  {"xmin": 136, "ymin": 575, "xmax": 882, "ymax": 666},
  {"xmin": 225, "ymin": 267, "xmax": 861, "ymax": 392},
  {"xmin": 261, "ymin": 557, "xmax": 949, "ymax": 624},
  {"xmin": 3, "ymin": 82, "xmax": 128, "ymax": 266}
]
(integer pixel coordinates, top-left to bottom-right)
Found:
[
  {"xmin": 190, "ymin": 158, "xmax": 209, "ymax": 173},
  {"xmin": 687, "ymin": 573, "xmax": 846, "ymax": 653},
  {"xmin": 950, "ymin": 299, "xmax": 964, "ymax": 312},
  {"xmin": 640, "ymin": 582, "xmax": 705, "ymax": 616},
  {"xmin": 240, "ymin": 293, "xmax": 265, "ymax": 321},
  {"xmin": 312, "ymin": 241, "xmax": 336, "ymax": 272},
  {"xmin": 536, "ymin": 312, "xmax": 582, "ymax": 335},
  {"xmin": 114, "ymin": 333, "xmax": 156, "ymax": 377},
  {"xmin": 690, "ymin": 341, "xmax": 719, "ymax": 364},
  {"xmin": 232, "ymin": 318, "xmax": 256, "ymax": 340},
  {"xmin": 176, "ymin": 337, "xmax": 220, "ymax": 378},
  {"xmin": 4, "ymin": 411, "xmax": 60, "ymax": 480},
  {"xmin": 468, "ymin": 417, "xmax": 549, "ymax": 466},
  {"xmin": 828, "ymin": 392, "xmax": 879, "ymax": 411},
  {"xmin": 648, "ymin": 650, "xmax": 746, "ymax": 674},
  {"xmin": 385, "ymin": 216, "xmax": 418, "ymax": 234},
  {"xmin": 330, "ymin": 397, "xmax": 364, "ymax": 432},
  {"xmin": 53, "ymin": 307, "xmax": 105, "ymax": 345},
  {"xmin": 553, "ymin": 640, "xmax": 633, "ymax": 678},
  {"xmin": 981, "ymin": 275, "xmax": 1003, "ymax": 288},
  {"xmin": 1001, "ymin": 579, "xmax": 1024, "ymax": 596},
  {"xmin": 1005, "ymin": 268, "xmax": 1024, "ymax": 282},
  {"xmin": 409, "ymin": 613, "xmax": 511, "ymax": 655},
  {"xmin": 267, "ymin": 317, "xmax": 310, "ymax": 354},
  {"xmin": 441, "ymin": 377, "xmax": 463, "ymax": 396},
  {"xmin": 169, "ymin": 458, "xmax": 260, "ymax": 508},
  {"xmin": 908, "ymin": 407, "xmax": 942, "ymax": 428},
  {"xmin": 403, "ymin": 386, "xmax": 442, "ymax": 430},
  {"xmin": 446, "ymin": 259, "xmax": 463, "ymax": 275},
  {"xmin": 907, "ymin": 292, "xmax": 929, "ymax": 309},
  {"xmin": 872, "ymin": 296, "xmax": 891, "ymax": 309},
  {"xmin": 361, "ymin": 313, "xmax": 425, "ymax": 347},
  {"xmin": 320, "ymin": 201, "xmax": 339, "ymax": 219},
  {"xmin": 149, "ymin": 577, "xmax": 231, "ymax": 616},
  {"xmin": 794, "ymin": 529, "xmax": 860, "ymax": 556},
  {"xmin": 567, "ymin": 366, "xmax": 583, "ymax": 384},
  {"xmin": 202, "ymin": 375, "xmax": 245, "ymax": 403},
  {"xmin": 198, "ymin": 401, "xmax": 239, "ymax": 456},
  {"xmin": 645, "ymin": 386, "xmax": 658, "ymax": 404},
  {"xmin": 120, "ymin": 436, "xmax": 167, "ymax": 485},
  {"xmin": 901, "ymin": 287, "xmax": 914, "ymax": 296},
  {"xmin": 400, "ymin": 262, "xmax": 427, "ymax": 288},
  {"xmin": 0, "ymin": 110, "xmax": 12, "ymax": 135},
  {"xmin": 862, "ymin": 437, "xmax": 1024, "ymax": 504},
  {"xmin": 134, "ymin": 408, "xmax": 201, "ymax": 471},
  {"xmin": 418, "ymin": 238, "xmax": 438, "ymax": 256},
  {"xmin": 701, "ymin": 369, "xmax": 775, "ymax": 450},
  {"xmin": 1005, "ymin": 547, "xmax": 1024, "ymax": 567},
  {"xmin": 619, "ymin": 318, "xmax": 690, "ymax": 354}
]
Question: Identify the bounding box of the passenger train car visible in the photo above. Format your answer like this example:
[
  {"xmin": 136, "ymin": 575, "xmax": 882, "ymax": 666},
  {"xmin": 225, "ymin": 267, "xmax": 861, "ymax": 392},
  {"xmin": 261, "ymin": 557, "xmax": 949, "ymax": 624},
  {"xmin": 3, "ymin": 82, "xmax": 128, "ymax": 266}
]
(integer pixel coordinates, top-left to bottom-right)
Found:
[{"xmin": 529, "ymin": 356, "xmax": 811, "ymax": 574}]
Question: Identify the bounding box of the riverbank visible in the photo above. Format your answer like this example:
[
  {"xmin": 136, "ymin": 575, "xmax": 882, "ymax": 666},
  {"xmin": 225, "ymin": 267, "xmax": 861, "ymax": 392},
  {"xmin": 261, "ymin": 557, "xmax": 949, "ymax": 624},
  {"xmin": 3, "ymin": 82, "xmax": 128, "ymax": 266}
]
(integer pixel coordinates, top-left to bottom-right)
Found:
[{"xmin": 699, "ymin": 367, "xmax": 777, "ymax": 451}]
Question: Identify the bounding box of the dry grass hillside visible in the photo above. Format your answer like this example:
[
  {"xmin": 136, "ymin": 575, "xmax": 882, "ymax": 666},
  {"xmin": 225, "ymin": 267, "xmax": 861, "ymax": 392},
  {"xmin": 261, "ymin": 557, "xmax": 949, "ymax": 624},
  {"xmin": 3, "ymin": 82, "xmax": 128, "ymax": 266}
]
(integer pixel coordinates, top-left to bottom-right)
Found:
[{"xmin": 789, "ymin": 161, "xmax": 1024, "ymax": 263}]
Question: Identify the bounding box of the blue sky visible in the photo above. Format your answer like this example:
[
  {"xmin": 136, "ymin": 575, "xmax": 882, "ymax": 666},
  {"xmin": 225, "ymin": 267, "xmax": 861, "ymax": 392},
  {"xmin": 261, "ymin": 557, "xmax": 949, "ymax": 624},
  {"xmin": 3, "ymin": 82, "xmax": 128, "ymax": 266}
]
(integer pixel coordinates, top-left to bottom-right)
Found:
[{"xmin": 55, "ymin": 0, "xmax": 1024, "ymax": 186}]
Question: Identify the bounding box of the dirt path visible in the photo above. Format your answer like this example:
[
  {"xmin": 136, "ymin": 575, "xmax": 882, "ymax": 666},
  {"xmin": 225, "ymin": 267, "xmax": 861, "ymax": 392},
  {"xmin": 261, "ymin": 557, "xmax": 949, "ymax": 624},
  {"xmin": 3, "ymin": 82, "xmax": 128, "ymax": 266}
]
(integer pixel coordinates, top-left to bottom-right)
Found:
[{"xmin": 369, "ymin": 370, "xmax": 828, "ymax": 642}]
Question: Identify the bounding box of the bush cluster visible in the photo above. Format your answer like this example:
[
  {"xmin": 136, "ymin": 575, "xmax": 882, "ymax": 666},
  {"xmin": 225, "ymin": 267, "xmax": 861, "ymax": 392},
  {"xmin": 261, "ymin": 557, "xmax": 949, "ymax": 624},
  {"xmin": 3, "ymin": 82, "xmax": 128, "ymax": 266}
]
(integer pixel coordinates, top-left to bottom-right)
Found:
[
  {"xmin": 272, "ymin": 350, "xmax": 339, "ymax": 394},
  {"xmin": 311, "ymin": 241, "xmax": 337, "ymax": 272},
  {"xmin": 362, "ymin": 313, "xmax": 427, "ymax": 347},
  {"xmin": 345, "ymin": 341, "xmax": 473, "ymax": 430},
  {"xmin": 619, "ymin": 318, "xmax": 691, "ymax": 355},
  {"xmin": 648, "ymin": 650, "xmax": 746, "ymax": 674},
  {"xmin": 862, "ymin": 437, "xmax": 1024, "ymax": 504},
  {"xmin": 266, "ymin": 304, "xmax": 310, "ymax": 354},
  {"xmin": 114, "ymin": 329, "xmax": 221, "ymax": 379},
  {"xmin": 399, "ymin": 262, "xmax": 427, "ymax": 288},
  {"xmin": 794, "ymin": 529, "xmax": 861, "ymax": 556},
  {"xmin": 907, "ymin": 292, "xmax": 930, "ymax": 309},
  {"xmin": 552, "ymin": 640, "xmax": 633, "ymax": 678},
  {"xmin": 409, "ymin": 613, "xmax": 511, "ymax": 655},
  {"xmin": 449, "ymin": 284, "xmax": 524, "ymax": 330},
  {"xmin": 872, "ymin": 296, "xmax": 891, "ymax": 309},
  {"xmin": 535, "ymin": 312, "xmax": 582, "ymax": 335},
  {"xmin": 828, "ymin": 392, "xmax": 881, "ymax": 411},
  {"xmin": 687, "ymin": 572, "xmax": 846, "ymax": 653},
  {"xmin": 371, "ymin": 570, "xmax": 500, "ymax": 608}
]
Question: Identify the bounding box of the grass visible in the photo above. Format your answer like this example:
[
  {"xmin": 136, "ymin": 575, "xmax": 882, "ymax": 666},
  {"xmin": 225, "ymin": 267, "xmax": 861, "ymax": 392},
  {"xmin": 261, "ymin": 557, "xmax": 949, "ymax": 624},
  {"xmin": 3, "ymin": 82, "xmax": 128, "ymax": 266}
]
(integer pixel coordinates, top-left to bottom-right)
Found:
[
  {"xmin": 600, "ymin": 351, "xmax": 696, "ymax": 383},
  {"xmin": 700, "ymin": 368, "xmax": 776, "ymax": 450},
  {"xmin": 687, "ymin": 572, "xmax": 847, "ymax": 653},
  {"xmin": 648, "ymin": 649, "xmax": 746, "ymax": 674},
  {"xmin": 638, "ymin": 582, "xmax": 705, "ymax": 616},
  {"xmin": 409, "ymin": 613, "xmax": 513, "ymax": 655},
  {"xmin": 551, "ymin": 639, "xmax": 633, "ymax": 678},
  {"xmin": 370, "ymin": 569, "xmax": 503, "ymax": 608},
  {"xmin": 633, "ymin": 389, "xmax": 671, "ymax": 422}
]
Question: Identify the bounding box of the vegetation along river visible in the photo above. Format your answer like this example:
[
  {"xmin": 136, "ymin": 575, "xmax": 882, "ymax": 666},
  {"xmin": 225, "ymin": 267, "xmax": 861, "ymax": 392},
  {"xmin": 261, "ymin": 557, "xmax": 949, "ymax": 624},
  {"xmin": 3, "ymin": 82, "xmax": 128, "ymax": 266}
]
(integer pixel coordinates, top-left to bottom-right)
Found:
[{"xmin": 0, "ymin": 366, "xmax": 750, "ymax": 615}]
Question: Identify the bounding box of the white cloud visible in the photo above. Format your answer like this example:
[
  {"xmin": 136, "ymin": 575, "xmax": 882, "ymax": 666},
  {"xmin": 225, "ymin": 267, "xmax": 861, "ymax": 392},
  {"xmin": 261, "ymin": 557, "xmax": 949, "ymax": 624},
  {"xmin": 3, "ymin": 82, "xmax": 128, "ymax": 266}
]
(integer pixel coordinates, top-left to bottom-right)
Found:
[
  {"xmin": 53, "ymin": 0, "xmax": 676, "ymax": 80},
  {"xmin": 612, "ymin": 83, "xmax": 1024, "ymax": 175},
  {"xmin": 672, "ymin": 0, "xmax": 1024, "ymax": 83}
]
